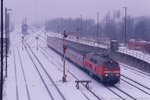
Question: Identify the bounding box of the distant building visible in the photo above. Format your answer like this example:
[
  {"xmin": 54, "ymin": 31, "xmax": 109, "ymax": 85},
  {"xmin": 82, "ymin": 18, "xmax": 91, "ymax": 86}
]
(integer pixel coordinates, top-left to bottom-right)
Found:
[
  {"xmin": 113, "ymin": 10, "xmax": 121, "ymax": 23},
  {"xmin": 22, "ymin": 18, "xmax": 29, "ymax": 36},
  {"xmin": 113, "ymin": 10, "xmax": 121, "ymax": 19}
]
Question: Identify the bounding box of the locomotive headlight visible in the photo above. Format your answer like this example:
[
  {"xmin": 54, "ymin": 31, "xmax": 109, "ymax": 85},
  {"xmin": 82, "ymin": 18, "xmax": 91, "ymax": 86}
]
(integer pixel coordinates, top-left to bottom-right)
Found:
[
  {"xmin": 116, "ymin": 74, "xmax": 119, "ymax": 76},
  {"xmin": 105, "ymin": 74, "xmax": 108, "ymax": 76}
]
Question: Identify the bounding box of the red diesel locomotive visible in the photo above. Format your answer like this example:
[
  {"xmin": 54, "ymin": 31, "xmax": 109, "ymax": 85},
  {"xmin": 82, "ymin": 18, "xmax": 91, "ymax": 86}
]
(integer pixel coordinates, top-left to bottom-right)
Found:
[{"xmin": 47, "ymin": 36, "xmax": 120, "ymax": 84}]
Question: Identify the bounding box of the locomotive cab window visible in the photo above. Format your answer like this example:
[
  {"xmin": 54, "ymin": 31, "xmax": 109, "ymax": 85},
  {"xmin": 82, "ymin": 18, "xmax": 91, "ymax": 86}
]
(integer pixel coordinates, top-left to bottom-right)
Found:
[
  {"xmin": 112, "ymin": 62, "xmax": 118, "ymax": 68},
  {"xmin": 105, "ymin": 62, "xmax": 111, "ymax": 68}
]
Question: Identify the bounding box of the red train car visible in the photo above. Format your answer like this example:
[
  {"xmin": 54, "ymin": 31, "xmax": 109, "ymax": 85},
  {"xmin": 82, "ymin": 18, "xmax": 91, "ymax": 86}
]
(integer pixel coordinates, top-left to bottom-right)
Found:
[
  {"xmin": 47, "ymin": 36, "xmax": 120, "ymax": 84},
  {"xmin": 128, "ymin": 39, "xmax": 150, "ymax": 53}
]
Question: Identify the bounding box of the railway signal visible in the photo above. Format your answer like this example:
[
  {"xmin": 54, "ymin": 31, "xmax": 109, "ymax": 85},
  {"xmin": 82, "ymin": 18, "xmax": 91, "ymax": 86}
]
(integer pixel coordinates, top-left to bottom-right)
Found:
[
  {"xmin": 22, "ymin": 36, "xmax": 24, "ymax": 50},
  {"xmin": 61, "ymin": 30, "xmax": 78, "ymax": 82},
  {"xmin": 62, "ymin": 31, "xmax": 67, "ymax": 82},
  {"xmin": 36, "ymin": 37, "xmax": 38, "ymax": 50}
]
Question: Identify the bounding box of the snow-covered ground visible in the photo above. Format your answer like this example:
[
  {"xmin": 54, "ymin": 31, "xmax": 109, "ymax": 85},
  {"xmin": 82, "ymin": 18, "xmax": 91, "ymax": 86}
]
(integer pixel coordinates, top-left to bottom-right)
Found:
[{"xmin": 3, "ymin": 27, "xmax": 150, "ymax": 100}]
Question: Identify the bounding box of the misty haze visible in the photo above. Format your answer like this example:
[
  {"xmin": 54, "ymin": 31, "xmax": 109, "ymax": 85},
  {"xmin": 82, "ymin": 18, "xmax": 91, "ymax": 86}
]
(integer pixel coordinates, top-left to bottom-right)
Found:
[{"xmin": 1, "ymin": 0, "xmax": 150, "ymax": 100}]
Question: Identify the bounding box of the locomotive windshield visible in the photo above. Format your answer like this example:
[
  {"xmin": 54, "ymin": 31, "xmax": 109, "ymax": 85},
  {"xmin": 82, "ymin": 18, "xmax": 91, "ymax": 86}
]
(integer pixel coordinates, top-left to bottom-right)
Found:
[
  {"xmin": 105, "ymin": 62, "xmax": 111, "ymax": 68},
  {"xmin": 105, "ymin": 62, "xmax": 118, "ymax": 68},
  {"xmin": 112, "ymin": 62, "xmax": 118, "ymax": 68}
]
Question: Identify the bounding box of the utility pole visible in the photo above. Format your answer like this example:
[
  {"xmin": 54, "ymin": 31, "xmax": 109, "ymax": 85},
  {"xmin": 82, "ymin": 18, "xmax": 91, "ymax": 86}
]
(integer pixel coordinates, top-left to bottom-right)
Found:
[
  {"xmin": 5, "ymin": 8, "xmax": 12, "ymax": 78},
  {"xmin": 76, "ymin": 27, "xmax": 79, "ymax": 46},
  {"xmin": 96, "ymin": 12, "xmax": 99, "ymax": 54},
  {"xmin": 1, "ymin": 0, "xmax": 4, "ymax": 99},
  {"xmin": 123, "ymin": 7, "xmax": 127, "ymax": 46},
  {"xmin": 5, "ymin": 7, "xmax": 8, "ymax": 78},
  {"xmin": 69, "ymin": 18, "xmax": 71, "ymax": 33},
  {"xmin": 76, "ymin": 36, "xmax": 79, "ymax": 46},
  {"xmin": 80, "ymin": 15, "xmax": 82, "ymax": 38}
]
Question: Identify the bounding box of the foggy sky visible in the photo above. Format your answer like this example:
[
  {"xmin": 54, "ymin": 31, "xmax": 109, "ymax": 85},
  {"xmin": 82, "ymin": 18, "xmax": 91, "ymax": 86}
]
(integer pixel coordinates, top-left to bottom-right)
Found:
[{"xmin": 4, "ymin": 0, "xmax": 150, "ymax": 24}]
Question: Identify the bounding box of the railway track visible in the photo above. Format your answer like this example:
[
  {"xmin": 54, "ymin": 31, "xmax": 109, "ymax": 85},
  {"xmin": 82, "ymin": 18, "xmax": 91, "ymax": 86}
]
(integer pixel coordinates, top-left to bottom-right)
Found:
[
  {"xmin": 120, "ymin": 63, "xmax": 150, "ymax": 79},
  {"xmin": 111, "ymin": 85, "xmax": 136, "ymax": 100},
  {"xmin": 16, "ymin": 44, "xmax": 31, "ymax": 100},
  {"xmin": 105, "ymin": 87, "xmax": 125, "ymax": 100},
  {"xmin": 9, "ymin": 33, "xmax": 35, "ymax": 100},
  {"xmin": 120, "ymin": 78, "xmax": 150, "ymax": 95},
  {"xmin": 13, "ymin": 47, "xmax": 19, "ymax": 100},
  {"xmin": 119, "ymin": 65, "xmax": 150, "ymax": 96},
  {"xmin": 12, "ymin": 41, "xmax": 31, "ymax": 100},
  {"xmin": 24, "ymin": 41, "xmax": 66, "ymax": 100},
  {"xmin": 121, "ymin": 75, "xmax": 150, "ymax": 91}
]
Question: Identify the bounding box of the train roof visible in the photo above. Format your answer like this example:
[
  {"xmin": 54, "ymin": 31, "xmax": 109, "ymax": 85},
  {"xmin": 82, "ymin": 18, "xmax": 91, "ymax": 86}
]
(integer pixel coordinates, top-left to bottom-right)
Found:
[
  {"xmin": 85, "ymin": 52, "xmax": 114, "ymax": 62},
  {"xmin": 48, "ymin": 36, "xmax": 89, "ymax": 55},
  {"xmin": 66, "ymin": 44, "xmax": 89, "ymax": 55},
  {"xmin": 48, "ymin": 36, "xmax": 114, "ymax": 62}
]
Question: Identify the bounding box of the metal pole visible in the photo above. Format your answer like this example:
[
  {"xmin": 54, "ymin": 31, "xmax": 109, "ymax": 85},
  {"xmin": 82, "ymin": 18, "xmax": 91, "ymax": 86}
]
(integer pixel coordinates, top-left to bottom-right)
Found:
[
  {"xmin": 22, "ymin": 36, "xmax": 24, "ymax": 50},
  {"xmin": 37, "ymin": 38, "xmax": 38, "ymax": 50},
  {"xmin": 1, "ymin": 0, "xmax": 4, "ymax": 99},
  {"xmin": 123, "ymin": 7, "xmax": 127, "ymax": 46},
  {"xmin": 76, "ymin": 36, "xmax": 79, "ymax": 46},
  {"xmin": 62, "ymin": 31, "xmax": 67, "ymax": 82},
  {"xmin": 36, "ymin": 37, "xmax": 38, "ymax": 50},
  {"xmin": 63, "ymin": 38, "xmax": 66, "ymax": 81},
  {"xmin": 5, "ymin": 8, "xmax": 11, "ymax": 78},
  {"xmin": 80, "ymin": 15, "xmax": 82, "ymax": 38},
  {"xmin": 5, "ymin": 7, "xmax": 7, "ymax": 78},
  {"xmin": 69, "ymin": 18, "xmax": 70, "ymax": 33},
  {"xmin": 96, "ymin": 12, "xmax": 99, "ymax": 54}
]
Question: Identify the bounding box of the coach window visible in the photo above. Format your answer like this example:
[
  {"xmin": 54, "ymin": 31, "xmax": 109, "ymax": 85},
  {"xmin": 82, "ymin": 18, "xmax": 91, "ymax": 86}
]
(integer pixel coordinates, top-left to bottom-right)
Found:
[
  {"xmin": 94, "ymin": 60, "xmax": 97, "ymax": 64},
  {"xmin": 90, "ymin": 58, "xmax": 93, "ymax": 62},
  {"xmin": 86, "ymin": 56, "xmax": 90, "ymax": 60}
]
